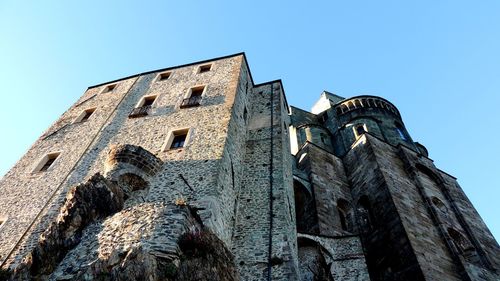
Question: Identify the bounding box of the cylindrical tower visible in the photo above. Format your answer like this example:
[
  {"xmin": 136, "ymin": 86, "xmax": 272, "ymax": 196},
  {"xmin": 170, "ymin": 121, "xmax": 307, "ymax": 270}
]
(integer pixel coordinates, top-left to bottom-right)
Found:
[{"xmin": 321, "ymin": 95, "xmax": 421, "ymax": 156}]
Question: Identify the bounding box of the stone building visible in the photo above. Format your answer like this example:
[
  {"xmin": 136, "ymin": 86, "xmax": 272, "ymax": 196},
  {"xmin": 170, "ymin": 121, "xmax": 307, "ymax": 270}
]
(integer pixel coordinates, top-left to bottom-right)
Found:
[{"xmin": 0, "ymin": 53, "xmax": 498, "ymax": 281}]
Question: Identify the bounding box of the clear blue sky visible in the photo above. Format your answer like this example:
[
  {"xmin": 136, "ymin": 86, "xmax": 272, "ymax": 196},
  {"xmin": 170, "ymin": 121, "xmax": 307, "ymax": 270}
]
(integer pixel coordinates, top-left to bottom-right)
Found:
[{"xmin": 1, "ymin": 1, "xmax": 499, "ymax": 241}]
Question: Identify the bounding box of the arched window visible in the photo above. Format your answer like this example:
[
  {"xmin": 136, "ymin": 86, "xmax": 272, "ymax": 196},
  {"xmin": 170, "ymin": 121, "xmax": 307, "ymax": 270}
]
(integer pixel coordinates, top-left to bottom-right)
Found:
[
  {"xmin": 395, "ymin": 122, "xmax": 408, "ymax": 141},
  {"xmin": 448, "ymin": 228, "xmax": 473, "ymax": 254},
  {"xmin": 337, "ymin": 199, "xmax": 352, "ymax": 232},
  {"xmin": 357, "ymin": 195, "xmax": 374, "ymax": 232},
  {"xmin": 431, "ymin": 196, "xmax": 447, "ymax": 213},
  {"xmin": 354, "ymin": 99, "xmax": 362, "ymax": 108},
  {"xmin": 294, "ymin": 180, "xmax": 318, "ymax": 233}
]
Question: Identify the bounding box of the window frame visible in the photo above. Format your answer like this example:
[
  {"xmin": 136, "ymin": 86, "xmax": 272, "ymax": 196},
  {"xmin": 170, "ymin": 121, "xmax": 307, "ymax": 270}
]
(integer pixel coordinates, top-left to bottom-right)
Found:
[
  {"xmin": 135, "ymin": 95, "xmax": 158, "ymax": 108},
  {"xmin": 156, "ymin": 71, "xmax": 172, "ymax": 82},
  {"xmin": 353, "ymin": 123, "xmax": 368, "ymax": 138},
  {"xmin": 101, "ymin": 83, "xmax": 117, "ymax": 94},
  {"xmin": 33, "ymin": 152, "xmax": 61, "ymax": 173},
  {"xmin": 197, "ymin": 63, "xmax": 212, "ymax": 74},
  {"xmin": 74, "ymin": 107, "xmax": 97, "ymax": 123},
  {"xmin": 162, "ymin": 128, "xmax": 191, "ymax": 151}
]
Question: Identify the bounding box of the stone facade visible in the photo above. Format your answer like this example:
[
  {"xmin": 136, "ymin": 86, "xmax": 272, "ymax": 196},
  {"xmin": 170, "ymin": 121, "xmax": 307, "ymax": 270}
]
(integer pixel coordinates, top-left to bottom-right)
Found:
[{"xmin": 0, "ymin": 53, "xmax": 498, "ymax": 280}]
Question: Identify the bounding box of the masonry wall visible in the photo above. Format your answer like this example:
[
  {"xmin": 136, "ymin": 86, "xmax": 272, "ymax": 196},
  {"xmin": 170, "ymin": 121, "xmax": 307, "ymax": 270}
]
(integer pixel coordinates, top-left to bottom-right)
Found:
[
  {"xmin": 0, "ymin": 55, "xmax": 245, "ymax": 271},
  {"xmin": 232, "ymin": 81, "xmax": 299, "ymax": 281}
]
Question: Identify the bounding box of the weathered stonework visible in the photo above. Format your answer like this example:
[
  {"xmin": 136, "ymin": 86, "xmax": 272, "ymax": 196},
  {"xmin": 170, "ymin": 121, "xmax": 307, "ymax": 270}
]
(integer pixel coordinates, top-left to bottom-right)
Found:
[{"xmin": 0, "ymin": 53, "xmax": 498, "ymax": 280}]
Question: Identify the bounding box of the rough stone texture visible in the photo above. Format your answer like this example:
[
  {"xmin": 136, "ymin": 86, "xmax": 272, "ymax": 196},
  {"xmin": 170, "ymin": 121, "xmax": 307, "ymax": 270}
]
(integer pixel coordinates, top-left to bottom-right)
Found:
[{"xmin": 0, "ymin": 53, "xmax": 499, "ymax": 281}]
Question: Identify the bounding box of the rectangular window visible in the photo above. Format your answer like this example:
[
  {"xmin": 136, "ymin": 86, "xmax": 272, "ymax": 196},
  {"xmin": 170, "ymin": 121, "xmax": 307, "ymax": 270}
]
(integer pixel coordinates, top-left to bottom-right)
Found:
[
  {"xmin": 142, "ymin": 96, "xmax": 156, "ymax": 107},
  {"xmin": 171, "ymin": 134, "xmax": 187, "ymax": 149},
  {"xmin": 102, "ymin": 84, "xmax": 117, "ymax": 93},
  {"xmin": 158, "ymin": 71, "xmax": 171, "ymax": 81},
  {"xmin": 129, "ymin": 95, "xmax": 157, "ymax": 118},
  {"xmin": 180, "ymin": 86, "xmax": 204, "ymax": 108},
  {"xmin": 198, "ymin": 64, "xmax": 212, "ymax": 73},
  {"xmin": 75, "ymin": 108, "xmax": 96, "ymax": 123},
  {"xmin": 164, "ymin": 128, "xmax": 190, "ymax": 151},
  {"xmin": 35, "ymin": 152, "xmax": 61, "ymax": 172}
]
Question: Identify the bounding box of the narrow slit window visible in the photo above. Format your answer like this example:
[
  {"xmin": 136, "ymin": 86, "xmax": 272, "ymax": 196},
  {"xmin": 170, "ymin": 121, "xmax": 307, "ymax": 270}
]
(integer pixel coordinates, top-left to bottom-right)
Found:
[{"xmin": 198, "ymin": 64, "xmax": 212, "ymax": 73}]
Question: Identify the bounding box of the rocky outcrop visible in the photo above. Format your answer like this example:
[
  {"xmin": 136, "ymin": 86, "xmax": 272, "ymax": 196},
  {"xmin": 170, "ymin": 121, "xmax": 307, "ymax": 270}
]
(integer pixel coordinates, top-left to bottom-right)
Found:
[
  {"xmin": 175, "ymin": 229, "xmax": 238, "ymax": 281},
  {"xmin": 13, "ymin": 174, "xmax": 124, "ymax": 280}
]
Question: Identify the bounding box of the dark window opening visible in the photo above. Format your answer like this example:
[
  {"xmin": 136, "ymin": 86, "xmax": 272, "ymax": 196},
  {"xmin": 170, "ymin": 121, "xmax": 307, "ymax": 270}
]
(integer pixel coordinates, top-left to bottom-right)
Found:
[
  {"xmin": 191, "ymin": 87, "xmax": 203, "ymax": 97},
  {"xmin": 170, "ymin": 133, "xmax": 187, "ymax": 149},
  {"xmin": 199, "ymin": 64, "xmax": 211, "ymax": 73},
  {"xmin": 80, "ymin": 108, "xmax": 95, "ymax": 122},
  {"xmin": 358, "ymin": 195, "xmax": 374, "ymax": 232},
  {"xmin": 339, "ymin": 209, "xmax": 347, "ymax": 230},
  {"xmin": 355, "ymin": 124, "xmax": 366, "ymax": 136},
  {"xmin": 244, "ymin": 107, "xmax": 248, "ymax": 121},
  {"xmin": 142, "ymin": 96, "xmax": 156, "ymax": 107},
  {"xmin": 181, "ymin": 86, "xmax": 204, "ymax": 108},
  {"xmin": 159, "ymin": 72, "xmax": 171, "ymax": 81},
  {"xmin": 103, "ymin": 84, "xmax": 116, "ymax": 93},
  {"xmin": 39, "ymin": 153, "xmax": 59, "ymax": 172},
  {"xmin": 395, "ymin": 123, "xmax": 408, "ymax": 141}
]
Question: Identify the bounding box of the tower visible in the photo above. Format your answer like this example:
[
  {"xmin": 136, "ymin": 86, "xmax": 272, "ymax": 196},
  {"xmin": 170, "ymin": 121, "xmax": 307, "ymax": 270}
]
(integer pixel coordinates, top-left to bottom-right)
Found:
[
  {"xmin": 290, "ymin": 91, "xmax": 500, "ymax": 280},
  {"xmin": 0, "ymin": 53, "xmax": 498, "ymax": 281}
]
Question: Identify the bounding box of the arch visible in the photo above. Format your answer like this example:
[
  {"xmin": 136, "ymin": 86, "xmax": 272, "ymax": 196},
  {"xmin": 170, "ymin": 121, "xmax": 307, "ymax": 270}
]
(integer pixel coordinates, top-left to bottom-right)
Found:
[
  {"xmin": 337, "ymin": 198, "xmax": 353, "ymax": 232},
  {"xmin": 340, "ymin": 104, "xmax": 348, "ymax": 113},
  {"xmin": 347, "ymin": 101, "xmax": 355, "ymax": 110},
  {"xmin": 294, "ymin": 180, "xmax": 318, "ymax": 233},
  {"xmin": 431, "ymin": 196, "xmax": 447, "ymax": 213},
  {"xmin": 394, "ymin": 122, "xmax": 408, "ymax": 141},
  {"xmin": 357, "ymin": 195, "xmax": 374, "ymax": 232},
  {"xmin": 448, "ymin": 228, "xmax": 474, "ymax": 254},
  {"xmin": 336, "ymin": 107, "xmax": 342, "ymax": 115},
  {"xmin": 297, "ymin": 237, "xmax": 334, "ymax": 281},
  {"xmin": 354, "ymin": 99, "xmax": 362, "ymax": 108}
]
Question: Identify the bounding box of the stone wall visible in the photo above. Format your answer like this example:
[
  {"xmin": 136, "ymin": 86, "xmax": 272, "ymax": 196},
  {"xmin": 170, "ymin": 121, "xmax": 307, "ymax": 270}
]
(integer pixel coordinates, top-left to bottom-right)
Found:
[{"xmin": 0, "ymin": 54, "xmax": 245, "ymax": 272}]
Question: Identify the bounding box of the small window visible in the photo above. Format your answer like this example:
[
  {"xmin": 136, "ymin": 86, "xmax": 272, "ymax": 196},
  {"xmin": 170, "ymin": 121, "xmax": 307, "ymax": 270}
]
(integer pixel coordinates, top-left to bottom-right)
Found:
[
  {"xmin": 164, "ymin": 128, "xmax": 190, "ymax": 151},
  {"xmin": 75, "ymin": 108, "xmax": 96, "ymax": 123},
  {"xmin": 353, "ymin": 124, "xmax": 367, "ymax": 138},
  {"xmin": 142, "ymin": 96, "xmax": 156, "ymax": 107},
  {"xmin": 180, "ymin": 86, "xmax": 204, "ymax": 108},
  {"xmin": 35, "ymin": 152, "xmax": 61, "ymax": 172},
  {"xmin": 102, "ymin": 84, "xmax": 117, "ymax": 93},
  {"xmin": 190, "ymin": 86, "xmax": 204, "ymax": 97},
  {"xmin": 395, "ymin": 123, "xmax": 408, "ymax": 141},
  {"xmin": 0, "ymin": 217, "xmax": 6, "ymax": 228},
  {"xmin": 157, "ymin": 71, "xmax": 171, "ymax": 81},
  {"xmin": 136, "ymin": 95, "xmax": 157, "ymax": 108},
  {"xmin": 171, "ymin": 134, "xmax": 187, "ymax": 149},
  {"xmin": 198, "ymin": 64, "xmax": 212, "ymax": 73}
]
